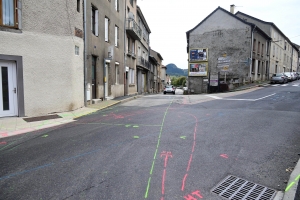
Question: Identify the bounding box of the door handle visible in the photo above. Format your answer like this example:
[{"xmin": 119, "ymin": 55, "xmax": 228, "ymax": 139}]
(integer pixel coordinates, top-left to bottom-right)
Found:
[{"xmin": 13, "ymin": 88, "xmax": 16, "ymax": 93}]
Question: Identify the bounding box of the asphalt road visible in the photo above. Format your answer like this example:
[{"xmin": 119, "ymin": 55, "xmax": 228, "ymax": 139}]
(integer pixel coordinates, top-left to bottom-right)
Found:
[{"xmin": 1, "ymin": 81, "xmax": 300, "ymax": 200}]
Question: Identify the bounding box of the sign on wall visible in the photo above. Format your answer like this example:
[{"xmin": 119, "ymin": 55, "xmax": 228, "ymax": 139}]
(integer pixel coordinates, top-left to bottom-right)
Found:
[
  {"xmin": 189, "ymin": 48, "xmax": 208, "ymax": 62},
  {"xmin": 189, "ymin": 62, "xmax": 208, "ymax": 76}
]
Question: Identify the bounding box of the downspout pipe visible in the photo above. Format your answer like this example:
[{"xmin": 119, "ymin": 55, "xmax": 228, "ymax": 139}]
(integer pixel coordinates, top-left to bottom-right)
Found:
[
  {"xmin": 290, "ymin": 47, "xmax": 293, "ymax": 72},
  {"xmin": 250, "ymin": 25, "xmax": 256, "ymax": 83},
  {"xmin": 83, "ymin": 0, "xmax": 87, "ymax": 106},
  {"xmin": 124, "ymin": 0, "xmax": 127, "ymax": 96}
]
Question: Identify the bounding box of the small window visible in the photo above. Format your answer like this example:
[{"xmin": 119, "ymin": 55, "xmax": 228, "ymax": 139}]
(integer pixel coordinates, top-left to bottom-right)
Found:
[
  {"xmin": 115, "ymin": 25, "xmax": 119, "ymax": 47},
  {"xmin": 115, "ymin": 0, "xmax": 119, "ymax": 11},
  {"xmin": 91, "ymin": 5, "xmax": 99, "ymax": 36},
  {"xmin": 77, "ymin": 0, "xmax": 80, "ymax": 12},
  {"xmin": 75, "ymin": 46, "xmax": 79, "ymax": 55},
  {"xmin": 115, "ymin": 64, "xmax": 119, "ymax": 84},
  {"xmin": 105, "ymin": 17, "xmax": 110, "ymax": 42},
  {"xmin": 253, "ymin": 39, "xmax": 256, "ymax": 52},
  {"xmin": 0, "ymin": 0, "xmax": 19, "ymax": 28}
]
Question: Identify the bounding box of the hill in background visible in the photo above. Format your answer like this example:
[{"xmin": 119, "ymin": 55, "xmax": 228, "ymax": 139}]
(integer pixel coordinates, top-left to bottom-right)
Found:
[{"xmin": 166, "ymin": 63, "xmax": 188, "ymax": 76}]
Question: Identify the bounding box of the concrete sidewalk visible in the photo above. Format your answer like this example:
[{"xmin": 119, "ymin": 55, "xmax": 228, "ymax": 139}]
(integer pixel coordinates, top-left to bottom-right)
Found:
[{"xmin": 0, "ymin": 95, "xmax": 141, "ymax": 139}]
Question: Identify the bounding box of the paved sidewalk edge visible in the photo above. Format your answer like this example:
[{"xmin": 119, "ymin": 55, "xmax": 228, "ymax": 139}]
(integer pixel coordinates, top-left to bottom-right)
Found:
[{"xmin": 282, "ymin": 158, "xmax": 300, "ymax": 200}]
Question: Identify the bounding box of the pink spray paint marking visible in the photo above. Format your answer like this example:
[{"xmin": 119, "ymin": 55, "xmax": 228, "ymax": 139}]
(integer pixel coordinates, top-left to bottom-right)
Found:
[
  {"xmin": 160, "ymin": 151, "xmax": 172, "ymax": 200},
  {"xmin": 220, "ymin": 154, "xmax": 228, "ymax": 159},
  {"xmin": 1, "ymin": 133, "xmax": 8, "ymax": 137},
  {"xmin": 0, "ymin": 141, "xmax": 7, "ymax": 145},
  {"xmin": 184, "ymin": 190, "xmax": 203, "ymax": 199},
  {"xmin": 181, "ymin": 114, "xmax": 198, "ymax": 191}
]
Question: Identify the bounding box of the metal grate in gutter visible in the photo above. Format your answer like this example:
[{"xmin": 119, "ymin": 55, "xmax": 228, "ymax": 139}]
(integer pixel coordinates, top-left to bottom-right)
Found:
[{"xmin": 211, "ymin": 175, "xmax": 277, "ymax": 200}]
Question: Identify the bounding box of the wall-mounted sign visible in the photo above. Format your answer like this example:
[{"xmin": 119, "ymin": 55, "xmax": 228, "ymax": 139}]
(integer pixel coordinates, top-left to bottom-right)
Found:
[
  {"xmin": 189, "ymin": 62, "xmax": 208, "ymax": 76},
  {"xmin": 210, "ymin": 75, "xmax": 218, "ymax": 86},
  {"xmin": 189, "ymin": 48, "xmax": 208, "ymax": 62},
  {"xmin": 217, "ymin": 56, "xmax": 231, "ymax": 67}
]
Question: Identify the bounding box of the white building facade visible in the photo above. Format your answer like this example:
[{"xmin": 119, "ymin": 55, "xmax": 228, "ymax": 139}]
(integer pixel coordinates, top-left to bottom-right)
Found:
[{"xmin": 0, "ymin": 0, "xmax": 84, "ymax": 117}]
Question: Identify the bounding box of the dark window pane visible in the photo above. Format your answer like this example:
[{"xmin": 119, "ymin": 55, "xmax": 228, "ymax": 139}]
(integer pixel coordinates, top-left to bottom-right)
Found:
[{"xmin": 2, "ymin": 67, "xmax": 9, "ymax": 110}]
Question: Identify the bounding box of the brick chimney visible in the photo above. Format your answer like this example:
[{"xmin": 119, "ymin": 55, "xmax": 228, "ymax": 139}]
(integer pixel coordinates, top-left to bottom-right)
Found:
[{"xmin": 230, "ymin": 4, "xmax": 235, "ymax": 14}]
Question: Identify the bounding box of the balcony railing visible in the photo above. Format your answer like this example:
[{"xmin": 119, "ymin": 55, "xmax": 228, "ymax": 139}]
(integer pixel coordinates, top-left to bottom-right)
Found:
[
  {"xmin": 137, "ymin": 57, "xmax": 150, "ymax": 70},
  {"xmin": 126, "ymin": 19, "xmax": 142, "ymax": 40}
]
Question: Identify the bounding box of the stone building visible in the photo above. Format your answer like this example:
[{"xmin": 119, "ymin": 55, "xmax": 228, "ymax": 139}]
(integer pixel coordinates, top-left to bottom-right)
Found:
[
  {"xmin": 136, "ymin": 6, "xmax": 151, "ymax": 94},
  {"xmin": 85, "ymin": 0, "xmax": 125, "ymax": 102},
  {"xmin": 150, "ymin": 49, "xmax": 163, "ymax": 93},
  {"xmin": 186, "ymin": 6, "xmax": 271, "ymax": 94},
  {"xmin": 0, "ymin": 0, "xmax": 84, "ymax": 117},
  {"xmin": 236, "ymin": 10, "xmax": 299, "ymax": 75},
  {"xmin": 125, "ymin": 0, "xmax": 139, "ymax": 96}
]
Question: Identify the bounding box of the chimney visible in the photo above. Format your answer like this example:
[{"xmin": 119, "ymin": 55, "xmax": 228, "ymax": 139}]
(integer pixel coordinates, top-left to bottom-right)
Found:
[{"xmin": 230, "ymin": 4, "xmax": 235, "ymax": 14}]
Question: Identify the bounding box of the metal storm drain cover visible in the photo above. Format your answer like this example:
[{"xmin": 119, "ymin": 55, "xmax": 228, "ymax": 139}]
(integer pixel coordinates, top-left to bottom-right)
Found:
[{"xmin": 211, "ymin": 175, "xmax": 277, "ymax": 200}]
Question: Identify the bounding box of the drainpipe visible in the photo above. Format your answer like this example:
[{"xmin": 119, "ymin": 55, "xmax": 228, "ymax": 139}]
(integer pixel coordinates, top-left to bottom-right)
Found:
[
  {"xmin": 268, "ymin": 40, "xmax": 271, "ymax": 80},
  {"xmin": 124, "ymin": 0, "xmax": 127, "ymax": 96},
  {"xmin": 250, "ymin": 25, "xmax": 256, "ymax": 83},
  {"xmin": 83, "ymin": 0, "xmax": 87, "ymax": 106},
  {"xmin": 290, "ymin": 47, "xmax": 293, "ymax": 72}
]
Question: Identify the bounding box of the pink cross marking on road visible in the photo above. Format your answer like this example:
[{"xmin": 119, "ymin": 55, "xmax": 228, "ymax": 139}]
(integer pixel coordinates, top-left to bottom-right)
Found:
[{"xmin": 160, "ymin": 151, "xmax": 173, "ymax": 168}]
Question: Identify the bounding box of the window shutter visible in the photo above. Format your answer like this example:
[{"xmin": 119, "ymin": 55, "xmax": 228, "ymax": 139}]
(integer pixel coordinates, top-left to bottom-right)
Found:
[{"xmin": 95, "ymin": 10, "xmax": 99, "ymax": 36}]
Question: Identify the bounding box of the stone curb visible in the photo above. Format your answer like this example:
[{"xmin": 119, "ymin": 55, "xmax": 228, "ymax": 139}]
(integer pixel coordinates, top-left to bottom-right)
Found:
[{"xmin": 281, "ymin": 158, "xmax": 300, "ymax": 200}]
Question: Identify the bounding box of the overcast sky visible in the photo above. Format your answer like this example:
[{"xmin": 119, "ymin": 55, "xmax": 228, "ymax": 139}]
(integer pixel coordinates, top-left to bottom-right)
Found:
[{"xmin": 137, "ymin": 0, "xmax": 300, "ymax": 69}]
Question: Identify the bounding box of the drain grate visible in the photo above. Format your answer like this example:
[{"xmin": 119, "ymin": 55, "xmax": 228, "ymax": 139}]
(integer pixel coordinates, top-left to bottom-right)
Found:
[{"xmin": 211, "ymin": 175, "xmax": 277, "ymax": 200}]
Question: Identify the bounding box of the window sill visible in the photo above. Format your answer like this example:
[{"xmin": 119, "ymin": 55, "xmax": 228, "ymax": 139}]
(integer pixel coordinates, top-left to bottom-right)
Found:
[
  {"xmin": 0, "ymin": 26, "xmax": 22, "ymax": 33},
  {"xmin": 127, "ymin": 53, "xmax": 132, "ymax": 57},
  {"xmin": 251, "ymin": 72, "xmax": 255, "ymax": 74},
  {"xmin": 129, "ymin": 84, "xmax": 135, "ymax": 87}
]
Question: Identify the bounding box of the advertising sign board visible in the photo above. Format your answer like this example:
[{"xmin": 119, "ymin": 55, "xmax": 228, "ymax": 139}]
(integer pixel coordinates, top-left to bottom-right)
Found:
[
  {"xmin": 189, "ymin": 62, "xmax": 208, "ymax": 76},
  {"xmin": 189, "ymin": 48, "xmax": 208, "ymax": 62}
]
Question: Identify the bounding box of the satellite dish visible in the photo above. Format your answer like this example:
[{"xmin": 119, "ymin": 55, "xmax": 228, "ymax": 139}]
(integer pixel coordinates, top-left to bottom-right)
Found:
[{"xmin": 128, "ymin": 12, "xmax": 135, "ymax": 20}]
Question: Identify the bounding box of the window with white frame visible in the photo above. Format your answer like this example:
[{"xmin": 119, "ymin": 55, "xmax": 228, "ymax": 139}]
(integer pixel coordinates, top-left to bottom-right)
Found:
[
  {"xmin": 115, "ymin": 64, "xmax": 119, "ymax": 84},
  {"xmin": 115, "ymin": 0, "xmax": 119, "ymax": 11},
  {"xmin": 0, "ymin": 0, "xmax": 19, "ymax": 28},
  {"xmin": 105, "ymin": 17, "xmax": 109, "ymax": 42},
  {"xmin": 115, "ymin": 25, "xmax": 119, "ymax": 47},
  {"xmin": 91, "ymin": 5, "xmax": 98, "ymax": 36},
  {"xmin": 129, "ymin": 69, "xmax": 135, "ymax": 84},
  {"xmin": 75, "ymin": 46, "xmax": 79, "ymax": 55}
]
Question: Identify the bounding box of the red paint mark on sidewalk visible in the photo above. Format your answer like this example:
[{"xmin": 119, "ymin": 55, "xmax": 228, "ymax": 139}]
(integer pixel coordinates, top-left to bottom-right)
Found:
[
  {"xmin": 160, "ymin": 151, "xmax": 172, "ymax": 199},
  {"xmin": 1, "ymin": 133, "xmax": 8, "ymax": 137},
  {"xmin": 0, "ymin": 141, "xmax": 7, "ymax": 145},
  {"xmin": 220, "ymin": 154, "xmax": 228, "ymax": 159}
]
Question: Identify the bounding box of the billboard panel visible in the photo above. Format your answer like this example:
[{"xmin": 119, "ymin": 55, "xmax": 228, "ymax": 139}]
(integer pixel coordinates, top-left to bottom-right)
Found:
[
  {"xmin": 189, "ymin": 48, "xmax": 208, "ymax": 62},
  {"xmin": 189, "ymin": 62, "xmax": 208, "ymax": 76}
]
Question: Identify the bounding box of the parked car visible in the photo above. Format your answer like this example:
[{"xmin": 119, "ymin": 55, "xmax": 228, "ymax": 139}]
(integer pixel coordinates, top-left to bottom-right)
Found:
[
  {"xmin": 293, "ymin": 72, "xmax": 299, "ymax": 80},
  {"xmin": 283, "ymin": 72, "xmax": 295, "ymax": 82},
  {"xmin": 164, "ymin": 85, "xmax": 175, "ymax": 94},
  {"xmin": 270, "ymin": 73, "xmax": 288, "ymax": 84}
]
